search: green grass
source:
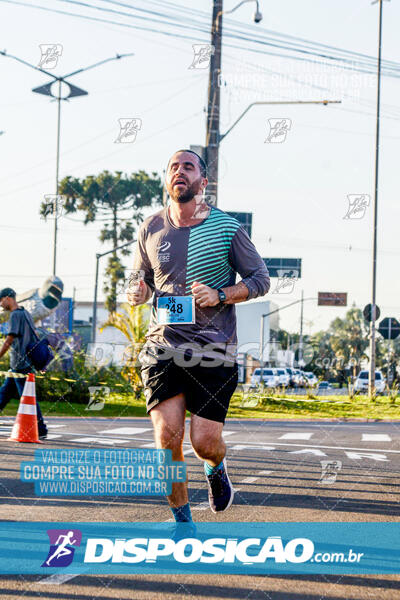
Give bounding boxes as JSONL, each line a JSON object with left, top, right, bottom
{"left": 228, "top": 392, "right": 400, "bottom": 420}
{"left": 1, "top": 391, "right": 399, "bottom": 420}
{"left": 0, "top": 394, "right": 148, "bottom": 419}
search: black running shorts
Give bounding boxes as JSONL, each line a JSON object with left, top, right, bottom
{"left": 140, "top": 346, "right": 239, "bottom": 423}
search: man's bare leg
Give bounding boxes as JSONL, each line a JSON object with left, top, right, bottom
{"left": 189, "top": 414, "right": 225, "bottom": 465}
{"left": 150, "top": 393, "right": 188, "bottom": 509}
{"left": 190, "top": 413, "right": 234, "bottom": 513}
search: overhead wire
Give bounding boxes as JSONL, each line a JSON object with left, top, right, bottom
{"left": 2, "top": 0, "right": 400, "bottom": 78}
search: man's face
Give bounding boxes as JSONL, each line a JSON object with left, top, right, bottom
{"left": 166, "top": 152, "right": 207, "bottom": 204}
{"left": 0, "top": 296, "right": 11, "bottom": 311}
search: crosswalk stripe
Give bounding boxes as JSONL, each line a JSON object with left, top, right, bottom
{"left": 240, "top": 476, "right": 258, "bottom": 484}
{"left": 362, "top": 433, "right": 391, "bottom": 442}
{"left": 68, "top": 437, "right": 127, "bottom": 445}
{"left": 279, "top": 432, "right": 313, "bottom": 440}
{"left": 98, "top": 427, "right": 152, "bottom": 435}
{"left": 193, "top": 501, "right": 209, "bottom": 511}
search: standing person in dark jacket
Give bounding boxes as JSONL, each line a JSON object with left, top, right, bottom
{"left": 0, "top": 288, "right": 48, "bottom": 438}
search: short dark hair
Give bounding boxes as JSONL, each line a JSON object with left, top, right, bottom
{"left": 168, "top": 149, "right": 207, "bottom": 178}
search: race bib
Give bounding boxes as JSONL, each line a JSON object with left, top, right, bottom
{"left": 157, "top": 296, "right": 195, "bottom": 325}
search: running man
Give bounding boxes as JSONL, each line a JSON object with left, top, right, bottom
{"left": 46, "top": 531, "right": 77, "bottom": 566}
{"left": 129, "top": 149, "right": 270, "bottom": 523}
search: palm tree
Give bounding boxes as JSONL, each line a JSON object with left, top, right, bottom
{"left": 100, "top": 303, "right": 150, "bottom": 396}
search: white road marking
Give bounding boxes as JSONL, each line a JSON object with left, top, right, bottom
{"left": 222, "top": 431, "right": 236, "bottom": 437}
{"left": 68, "top": 437, "right": 128, "bottom": 445}
{"left": 193, "top": 501, "right": 209, "bottom": 511}
{"left": 279, "top": 432, "right": 313, "bottom": 440}
{"left": 362, "top": 433, "right": 392, "bottom": 442}
{"left": 231, "top": 445, "right": 275, "bottom": 451}
{"left": 240, "top": 476, "right": 259, "bottom": 484}
{"left": 289, "top": 448, "right": 327, "bottom": 456}
{"left": 346, "top": 451, "right": 389, "bottom": 461}
{"left": 47, "top": 424, "right": 66, "bottom": 429}
{"left": 226, "top": 441, "right": 400, "bottom": 454}
{"left": 183, "top": 447, "right": 195, "bottom": 455}
{"left": 98, "top": 427, "right": 152, "bottom": 435}
{"left": 38, "top": 573, "right": 85, "bottom": 585}
{"left": 140, "top": 442, "right": 194, "bottom": 455}
{"left": 45, "top": 434, "right": 62, "bottom": 440}
{"left": 258, "top": 470, "right": 272, "bottom": 475}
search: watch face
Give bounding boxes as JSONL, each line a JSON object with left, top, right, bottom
{"left": 218, "top": 290, "right": 226, "bottom": 302}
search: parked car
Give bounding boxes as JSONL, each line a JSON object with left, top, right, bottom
{"left": 293, "top": 369, "right": 307, "bottom": 387}
{"left": 283, "top": 367, "right": 296, "bottom": 387}
{"left": 317, "top": 381, "right": 333, "bottom": 392}
{"left": 303, "top": 372, "right": 318, "bottom": 386}
{"left": 354, "top": 370, "right": 385, "bottom": 394}
{"left": 274, "top": 368, "right": 290, "bottom": 387}
{"left": 251, "top": 368, "right": 280, "bottom": 388}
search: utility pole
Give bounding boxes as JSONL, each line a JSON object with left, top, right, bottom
{"left": 206, "top": 0, "right": 223, "bottom": 204}
{"left": 369, "top": 0, "right": 385, "bottom": 398}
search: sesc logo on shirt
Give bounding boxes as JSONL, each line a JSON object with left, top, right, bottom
{"left": 156, "top": 240, "right": 171, "bottom": 262}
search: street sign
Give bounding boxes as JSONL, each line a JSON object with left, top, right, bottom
{"left": 378, "top": 317, "right": 400, "bottom": 340}
{"left": 263, "top": 258, "right": 302, "bottom": 278}
{"left": 318, "top": 292, "right": 347, "bottom": 306}
{"left": 226, "top": 211, "right": 253, "bottom": 238}
{"left": 363, "top": 303, "right": 380, "bottom": 322}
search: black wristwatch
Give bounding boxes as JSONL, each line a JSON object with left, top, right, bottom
{"left": 217, "top": 288, "right": 227, "bottom": 304}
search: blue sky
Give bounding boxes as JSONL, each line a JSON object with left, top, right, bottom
{"left": 0, "top": 0, "right": 399, "bottom": 335}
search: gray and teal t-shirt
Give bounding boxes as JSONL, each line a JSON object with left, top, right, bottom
{"left": 133, "top": 205, "right": 270, "bottom": 361}
{"left": 7, "top": 307, "right": 36, "bottom": 372}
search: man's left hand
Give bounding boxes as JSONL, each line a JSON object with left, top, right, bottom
{"left": 191, "top": 282, "right": 220, "bottom": 308}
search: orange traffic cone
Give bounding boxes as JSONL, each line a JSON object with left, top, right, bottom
{"left": 8, "top": 373, "right": 42, "bottom": 443}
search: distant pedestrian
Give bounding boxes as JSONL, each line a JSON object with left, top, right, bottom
{"left": 0, "top": 288, "right": 48, "bottom": 438}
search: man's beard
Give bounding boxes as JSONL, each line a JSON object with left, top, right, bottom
{"left": 170, "top": 178, "right": 201, "bottom": 204}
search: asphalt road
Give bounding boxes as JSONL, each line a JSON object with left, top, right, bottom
{"left": 0, "top": 417, "right": 399, "bottom": 599}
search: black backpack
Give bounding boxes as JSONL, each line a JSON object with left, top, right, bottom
{"left": 23, "top": 311, "right": 54, "bottom": 371}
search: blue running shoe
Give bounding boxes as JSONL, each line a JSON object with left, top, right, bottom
{"left": 205, "top": 458, "right": 234, "bottom": 513}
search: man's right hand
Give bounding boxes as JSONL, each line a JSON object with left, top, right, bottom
{"left": 127, "top": 280, "right": 148, "bottom": 306}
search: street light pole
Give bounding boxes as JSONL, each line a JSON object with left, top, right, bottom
{"left": 0, "top": 50, "right": 134, "bottom": 276}
{"left": 259, "top": 296, "right": 319, "bottom": 369}
{"left": 219, "top": 100, "right": 341, "bottom": 142}
{"left": 53, "top": 80, "right": 62, "bottom": 276}
{"left": 299, "top": 289, "right": 304, "bottom": 366}
{"left": 259, "top": 313, "right": 265, "bottom": 366}
{"left": 92, "top": 240, "right": 135, "bottom": 343}
{"left": 369, "top": 0, "right": 384, "bottom": 399}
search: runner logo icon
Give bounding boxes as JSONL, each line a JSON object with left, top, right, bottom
{"left": 42, "top": 529, "right": 82, "bottom": 567}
